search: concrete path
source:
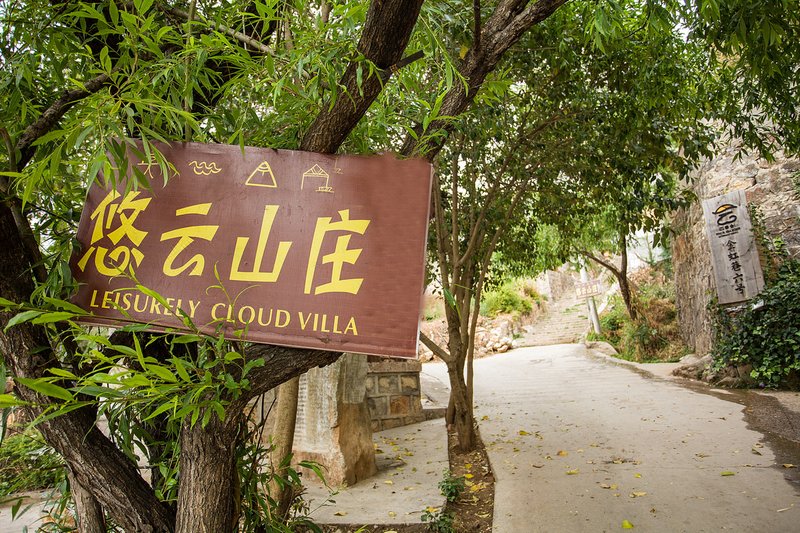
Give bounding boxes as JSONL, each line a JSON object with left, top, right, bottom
{"left": 0, "top": 492, "right": 53, "bottom": 533}
{"left": 423, "top": 344, "right": 800, "bottom": 532}
{"left": 304, "top": 418, "right": 448, "bottom": 526}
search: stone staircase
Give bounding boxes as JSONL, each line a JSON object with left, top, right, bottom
{"left": 517, "top": 297, "right": 591, "bottom": 347}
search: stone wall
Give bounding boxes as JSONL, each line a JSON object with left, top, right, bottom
{"left": 535, "top": 268, "right": 577, "bottom": 301}
{"left": 672, "top": 143, "right": 800, "bottom": 355}
{"left": 365, "top": 359, "right": 425, "bottom": 432}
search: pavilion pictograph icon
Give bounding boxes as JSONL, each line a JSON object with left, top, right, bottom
{"left": 302, "top": 164, "right": 334, "bottom": 193}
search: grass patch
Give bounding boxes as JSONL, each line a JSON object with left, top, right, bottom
{"left": 0, "top": 429, "right": 64, "bottom": 497}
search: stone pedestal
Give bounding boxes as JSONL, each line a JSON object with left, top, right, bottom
{"left": 292, "top": 353, "right": 377, "bottom": 486}
{"left": 365, "top": 359, "right": 425, "bottom": 432}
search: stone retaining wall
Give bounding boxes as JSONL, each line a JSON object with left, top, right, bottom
{"left": 672, "top": 143, "right": 800, "bottom": 355}
{"left": 365, "top": 359, "right": 425, "bottom": 432}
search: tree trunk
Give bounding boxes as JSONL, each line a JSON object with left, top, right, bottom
{"left": 267, "top": 376, "right": 300, "bottom": 519}
{"left": 68, "top": 471, "right": 106, "bottom": 533}
{"left": 442, "top": 307, "right": 476, "bottom": 451}
{"left": 0, "top": 202, "right": 176, "bottom": 533}
{"left": 401, "top": 0, "right": 568, "bottom": 159}
{"left": 300, "top": 0, "right": 424, "bottom": 153}
{"left": 175, "top": 413, "right": 243, "bottom": 533}
{"left": 618, "top": 231, "right": 637, "bottom": 320}
{"left": 446, "top": 363, "right": 475, "bottom": 451}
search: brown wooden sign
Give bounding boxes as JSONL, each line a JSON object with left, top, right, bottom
{"left": 702, "top": 190, "right": 764, "bottom": 305}
{"left": 70, "top": 141, "right": 432, "bottom": 358}
{"left": 575, "top": 279, "right": 602, "bottom": 299}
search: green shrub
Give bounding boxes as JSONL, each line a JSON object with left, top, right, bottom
{"left": 711, "top": 259, "right": 800, "bottom": 388}
{"left": 437, "top": 469, "right": 465, "bottom": 502}
{"left": 421, "top": 507, "right": 455, "bottom": 533}
{"left": 480, "top": 282, "right": 533, "bottom": 317}
{"left": 594, "top": 267, "right": 686, "bottom": 362}
{"left": 0, "top": 430, "right": 64, "bottom": 497}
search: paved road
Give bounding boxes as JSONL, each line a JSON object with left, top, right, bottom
{"left": 423, "top": 344, "right": 800, "bottom": 532}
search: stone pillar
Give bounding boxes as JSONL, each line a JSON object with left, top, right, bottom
{"left": 291, "top": 353, "right": 377, "bottom": 486}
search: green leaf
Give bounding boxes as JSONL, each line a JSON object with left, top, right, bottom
{"left": 15, "top": 377, "right": 74, "bottom": 401}
{"left": 42, "top": 296, "right": 87, "bottom": 315}
{"left": 47, "top": 368, "right": 77, "bottom": 379}
{"left": 622, "top": 519, "right": 634, "bottom": 529}
{"left": 172, "top": 357, "right": 193, "bottom": 382}
{"left": 144, "top": 399, "right": 177, "bottom": 421}
{"left": 4, "top": 310, "right": 44, "bottom": 331}
{"left": 147, "top": 364, "right": 177, "bottom": 383}
{"left": 171, "top": 334, "right": 203, "bottom": 344}
{"left": 0, "top": 394, "right": 26, "bottom": 408}
{"left": 720, "top": 471, "right": 736, "bottom": 476}
{"left": 31, "top": 311, "right": 77, "bottom": 325}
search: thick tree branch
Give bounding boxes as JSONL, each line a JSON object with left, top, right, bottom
{"left": 301, "top": 0, "right": 424, "bottom": 153}
{"left": 419, "top": 332, "right": 451, "bottom": 362}
{"left": 580, "top": 250, "right": 622, "bottom": 278}
{"left": 401, "top": 0, "right": 568, "bottom": 160}
{"left": 15, "top": 72, "right": 111, "bottom": 171}
{"left": 474, "top": 0, "right": 482, "bottom": 50}
{"left": 231, "top": 345, "right": 342, "bottom": 412}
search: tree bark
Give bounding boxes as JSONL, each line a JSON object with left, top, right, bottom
{"left": 582, "top": 235, "right": 637, "bottom": 321}
{"left": 300, "top": 0, "right": 424, "bottom": 153}
{"left": 267, "top": 376, "right": 300, "bottom": 519}
{"left": 175, "top": 413, "right": 243, "bottom": 533}
{"left": 67, "top": 471, "right": 106, "bottom": 533}
{"left": 446, "top": 355, "right": 474, "bottom": 451}
{"left": 401, "top": 0, "right": 567, "bottom": 160}
{"left": 0, "top": 202, "right": 176, "bottom": 533}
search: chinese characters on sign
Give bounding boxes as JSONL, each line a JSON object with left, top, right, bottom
{"left": 575, "top": 280, "right": 603, "bottom": 299}
{"left": 70, "top": 141, "right": 433, "bottom": 358}
{"left": 701, "top": 190, "right": 764, "bottom": 305}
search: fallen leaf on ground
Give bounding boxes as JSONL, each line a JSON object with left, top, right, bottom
{"left": 630, "top": 492, "right": 647, "bottom": 498}
{"left": 388, "top": 511, "right": 397, "bottom": 517}
{"left": 465, "top": 473, "right": 474, "bottom": 479}
{"left": 782, "top": 464, "right": 796, "bottom": 469}
{"left": 557, "top": 450, "right": 568, "bottom": 456}
{"left": 634, "top": 473, "right": 642, "bottom": 478}
{"left": 384, "top": 480, "right": 394, "bottom": 484}
{"left": 334, "top": 511, "right": 347, "bottom": 516}
{"left": 600, "top": 483, "right": 612, "bottom": 489}
{"left": 721, "top": 471, "right": 736, "bottom": 476}
{"left": 519, "top": 430, "right": 530, "bottom": 436}
{"left": 622, "top": 519, "right": 634, "bottom": 528}
{"left": 566, "top": 469, "right": 579, "bottom": 475}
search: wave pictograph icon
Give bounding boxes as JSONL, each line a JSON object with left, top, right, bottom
{"left": 188, "top": 160, "right": 222, "bottom": 175}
